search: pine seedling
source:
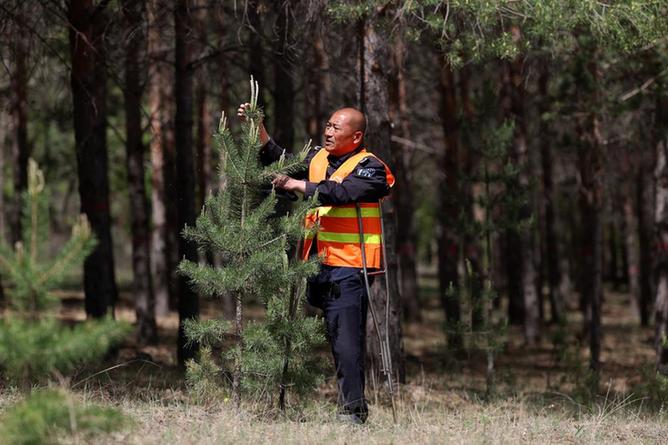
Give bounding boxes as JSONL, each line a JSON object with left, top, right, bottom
{"left": 452, "top": 119, "right": 528, "bottom": 396}
{"left": 0, "top": 388, "right": 127, "bottom": 445}
{"left": 0, "top": 159, "right": 130, "bottom": 387}
{"left": 179, "top": 77, "right": 324, "bottom": 411}
{"left": 0, "top": 159, "right": 130, "bottom": 443}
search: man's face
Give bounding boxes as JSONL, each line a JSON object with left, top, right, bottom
{"left": 323, "top": 110, "right": 363, "bottom": 156}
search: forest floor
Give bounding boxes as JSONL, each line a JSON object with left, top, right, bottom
{"left": 4, "top": 277, "right": 668, "bottom": 444}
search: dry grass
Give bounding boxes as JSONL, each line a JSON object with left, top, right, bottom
{"left": 62, "top": 385, "right": 667, "bottom": 444}
{"left": 3, "top": 284, "right": 667, "bottom": 443}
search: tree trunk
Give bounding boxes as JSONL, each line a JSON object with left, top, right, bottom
{"left": 147, "top": 0, "right": 175, "bottom": 317}
{"left": 458, "top": 65, "right": 484, "bottom": 329}
{"left": 10, "top": 21, "right": 30, "bottom": 246}
{"left": 0, "top": 109, "right": 7, "bottom": 302}
{"left": 68, "top": 0, "right": 117, "bottom": 318}
{"left": 123, "top": 0, "right": 157, "bottom": 345}
{"left": 576, "top": 52, "right": 604, "bottom": 376}
{"left": 623, "top": 186, "right": 642, "bottom": 322}
{"left": 196, "top": 85, "right": 212, "bottom": 210}
{"left": 359, "top": 17, "right": 405, "bottom": 384}
{"left": 438, "top": 58, "right": 463, "bottom": 351}
{"left": 247, "top": 1, "right": 266, "bottom": 109}
{"left": 607, "top": 221, "right": 622, "bottom": 289}
{"left": 305, "top": 35, "right": 329, "bottom": 144}
{"left": 505, "top": 45, "right": 540, "bottom": 345}
{"left": 0, "top": 108, "right": 8, "bottom": 243}
{"left": 538, "top": 67, "right": 564, "bottom": 324}
{"left": 389, "top": 38, "right": 421, "bottom": 323}
{"left": 175, "top": 0, "right": 199, "bottom": 366}
{"left": 638, "top": 167, "right": 654, "bottom": 327}
{"left": 505, "top": 230, "right": 525, "bottom": 324}
{"left": 213, "top": 11, "right": 236, "bottom": 320}
{"left": 654, "top": 93, "right": 668, "bottom": 372}
{"left": 194, "top": 0, "right": 211, "bottom": 211}
{"left": 272, "top": 1, "right": 295, "bottom": 152}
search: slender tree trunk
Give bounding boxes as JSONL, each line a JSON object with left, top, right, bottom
{"left": 359, "top": 17, "right": 405, "bottom": 384}
{"left": 505, "top": 230, "right": 524, "bottom": 324}
{"left": 175, "top": 0, "right": 199, "bottom": 366}
{"left": 576, "top": 51, "right": 604, "bottom": 376}
{"left": 272, "top": 1, "right": 295, "bottom": 152}
{"left": 233, "top": 293, "right": 242, "bottom": 406}
{"left": 389, "top": 38, "right": 421, "bottom": 322}
{"left": 505, "top": 44, "right": 540, "bottom": 345}
{"left": 0, "top": 110, "right": 6, "bottom": 302}
{"left": 623, "top": 185, "right": 642, "bottom": 321}
{"left": 123, "top": 0, "right": 157, "bottom": 344}
{"left": 538, "top": 67, "right": 564, "bottom": 324}
{"left": 194, "top": 0, "right": 211, "bottom": 212}
{"left": 147, "top": 0, "right": 173, "bottom": 317}
{"left": 247, "top": 1, "right": 266, "bottom": 109}
{"left": 305, "top": 35, "right": 329, "bottom": 144}
{"left": 654, "top": 92, "right": 668, "bottom": 371}
{"left": 0, "top": 108, "right": 7, "bottom": 243}
{"left": 438, "top": 58, "right": 463, "bottom": 351}
{"left": 212, "top": 5, "right": 235, "bottom": 320}
{"left": 638, "top": 167, "right": 654, "bottom": 327}
{"left": 68, "top": 0, "right": 117, "bottom": 318}
{"left": 458, "top": 65, "right": 484, "bottom": 329}
{"left": 607, "top": 220, "right": 622, "bottom": 289}
{"left": 10, "top": 24, "right": 30, "bottom": 246}
{"left": 196, "top": 85, "right": 212, "bottom": 210}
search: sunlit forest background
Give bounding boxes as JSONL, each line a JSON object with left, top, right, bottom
{"left": 2, "top": 1, "right": 668, "bottom": 443}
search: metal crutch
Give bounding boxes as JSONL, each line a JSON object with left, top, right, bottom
{"left": 356, "top": 201, "right": 398, "bottom": 424}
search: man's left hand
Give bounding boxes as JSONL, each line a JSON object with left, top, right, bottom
{"left": 272, "top": 174, "right": 306, "bottom": 194}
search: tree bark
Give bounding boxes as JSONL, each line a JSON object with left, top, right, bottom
{"left": 10, "top": 18, "right": 30, "bottom": 246}
{"left": 576, "top": 51, "right": 604, "bottom": 376}
{"left": 123, "top": 0, "right": 157, "bottom": 345}
{"left": 359, "top": 17, "right": 405, "bottom": 384}
{"left": 504, "top": 43, "right": 540, "bottom": 345}
{"left": 654, "top": 92, "right": 668, "bottom": 372}
{"left": 620, "top": 146, "right": 642, "bottom": 323}
{"left": 305, "top": 35, "right": 329, "bottom": 144}
{"left": 538, "top": 66, "right": 564, "bottom": 324}
{"left": 194, "top": 0, "right": 211, "bottom": 211}
{"left": 175, "top": 0, "right": 199, "bottom": 366}
{"left": 213, "top": 6, "right": 236, "bottom": 320}
{"left": 148, "top": 0, "right": 175, "bottom": 317}
{"left": 196, "top": 86, "right": 212, "bottom": 210}
{"left": 438, "top": 58, "right": 463, "bottom": 351}
{"left": 247, "top": 1, "right": 266, "bottom": 109}
{"left": 68, "top": 0, "right": 118, "bottom": 318}
{"left": 272, "top": 0, "right": 295, "bottom": 152}
{"left": 0, "top": 109, "right": 6, "bottom": 302}
{"left": 638, "top": 166, "right": 654, "bottom": 327}
{"left": 389, "top": 38, "right": 421, "bottom": 323}
{"left": 0, "top": 108, "right": 8, "bottom": 243}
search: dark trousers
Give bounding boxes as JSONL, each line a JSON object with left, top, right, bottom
{"left": 307, "top": 268, "right": 369, "bottom": 418}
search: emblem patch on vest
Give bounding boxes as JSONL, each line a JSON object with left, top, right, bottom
{"left": 356, "top": 168, "right": 375, "bottom": 178}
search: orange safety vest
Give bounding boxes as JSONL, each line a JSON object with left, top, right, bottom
{"left": 302, "top": 148, "right": 395, "bottom": 268}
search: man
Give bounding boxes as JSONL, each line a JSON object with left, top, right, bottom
{"left": 237, "top": 104, "right": 394, "bottom": 424}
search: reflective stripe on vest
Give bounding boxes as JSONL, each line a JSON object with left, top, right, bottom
{"left": 302, "top": 148, "right": 395, "bottom": 268}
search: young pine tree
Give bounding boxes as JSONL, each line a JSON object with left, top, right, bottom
{"left": 0, "top": 159, "right": 130, "bottom": 443}
{"left": 179, "top": 79, "right": 324, "bottom": 410}
{"left": 456, "top": 120, "right": 530, "bottom": 396}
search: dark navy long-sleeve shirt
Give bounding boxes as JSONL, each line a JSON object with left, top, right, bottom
{"left": 260, "top": 139, "right": 391, "bottom": 205}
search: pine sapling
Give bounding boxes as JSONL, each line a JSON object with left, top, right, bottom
{"left": 0, "top": 159, "right": 130, "bottom": 443}
{"left": 179, "top": 78, "right": 324, "bottom": 411}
